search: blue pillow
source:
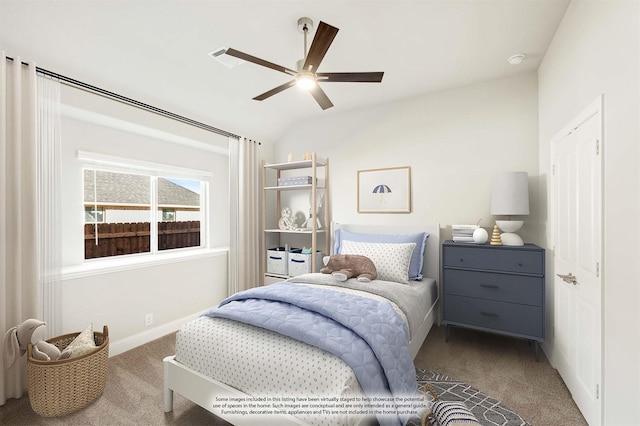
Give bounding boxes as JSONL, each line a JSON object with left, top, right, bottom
{"left": 334, "top": 229, "right": 429, "bottom": 280}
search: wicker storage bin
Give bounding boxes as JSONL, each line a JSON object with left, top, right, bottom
{"left": 27, "top": 325, "right": 109, "bottom": 417}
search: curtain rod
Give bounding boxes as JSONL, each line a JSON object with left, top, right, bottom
{"left": 6, "top": 56, "right": 241, "bottom": 140}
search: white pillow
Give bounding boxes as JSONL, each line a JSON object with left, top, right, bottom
{"left": 339, "top": 240, "right": 416, "bottom": 284}
{"left": 65, "top": 323, "right": 97, "bottom": 358}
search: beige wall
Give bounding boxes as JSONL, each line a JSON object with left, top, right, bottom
{"left": 275, "top": 72, "right": 541, "bottom": 243}
{"left": 538, "top": 1, "right": 640, "bottom": 424}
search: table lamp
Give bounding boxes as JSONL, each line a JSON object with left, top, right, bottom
{"left": 490, "top": 171, "right": 529, "bottom": 246}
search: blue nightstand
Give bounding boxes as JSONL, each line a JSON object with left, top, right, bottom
{"left": 442, "top": 240, "right": 545, "bottom": 361}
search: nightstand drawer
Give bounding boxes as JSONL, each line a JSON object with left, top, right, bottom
{"left": 444, "top": 295, "right": 543, "bottom": 339}
{"left": 443, "top": 245, "right": 543, "bottom": 275}
{"left": 443, "top": 269, "right": 543, "bottom": 306}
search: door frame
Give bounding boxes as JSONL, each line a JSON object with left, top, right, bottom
{"left": 549, "top": 95, "right": 604, "bottom": 425}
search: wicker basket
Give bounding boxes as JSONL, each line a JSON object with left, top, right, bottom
{"left": 27, "top": 325, "right": 109, "bottom": 417}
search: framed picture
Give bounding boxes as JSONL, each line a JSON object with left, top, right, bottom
{"left": 357, "top": 166, "right": 411, "bottom": 213}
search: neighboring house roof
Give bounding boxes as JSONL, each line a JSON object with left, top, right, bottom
{"left": 157, "top": 178, "right": 200, "bottom": 207}
{"left": 84, "top": 170, "right": 199, "bottom": 207}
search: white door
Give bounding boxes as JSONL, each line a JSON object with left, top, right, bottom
{"left": 551, "top": 97, "right": 603, "bottom": 425}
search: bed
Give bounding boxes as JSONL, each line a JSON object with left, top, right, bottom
{"left": 163, "top": 223, "right": 441, "bottom": 426}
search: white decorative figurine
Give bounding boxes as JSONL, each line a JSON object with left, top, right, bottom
{"left": 278, "top": 207, "right": 296, "bottom": 231}
{"left": 301, "top": 209, "right": 322, "bottom": 230}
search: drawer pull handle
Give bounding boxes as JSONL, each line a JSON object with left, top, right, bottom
{"left": 269, "top": 256, "right": 283, "bottom": 260}
{"left": 481, "top": 311, "right": 499, "bottom": 318}
{"left": 290, "top": 259, "right": 305, "bottom": 263}
{"left": 480, "top": 284, "right": 499, "bottom": 289}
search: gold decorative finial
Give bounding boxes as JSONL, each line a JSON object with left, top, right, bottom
{"left": 490, "top": 224, "right": 502, "bottom": 246}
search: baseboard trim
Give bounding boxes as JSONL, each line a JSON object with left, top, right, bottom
{"left": 108, "top": 312, "right": 201, "bottom": 357}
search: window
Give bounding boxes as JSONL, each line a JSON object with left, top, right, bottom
{"left": 84, "top": 206, "right": 105, "bottom": 223}
{"left": 83, "top": 165, "right": 207, "bottom": 260}
{"left": 161, "top": 209, "right": 176, "bottom": 222}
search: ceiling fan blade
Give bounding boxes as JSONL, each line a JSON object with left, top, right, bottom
{"left": 225, "top": 48, "right": 296, "bottom": 75}
{"left": 317, "top": 72, "right": 384, "bottom": 83}
{"left": 309, "top": 85, "right": 334, "bottom": 110}
{"left": 302, "top": 21, "right": 339, "bottom": 72}
{"left": 253, "top": 80, "right": 297, "bottom": 101}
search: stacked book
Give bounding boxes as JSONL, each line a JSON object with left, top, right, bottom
{"left": 452, "top": 224, "right": 478, "bottom": 243}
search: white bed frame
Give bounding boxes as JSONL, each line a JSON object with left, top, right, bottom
{"left": 163, "top": 223, "right": 441, "bottom": 425}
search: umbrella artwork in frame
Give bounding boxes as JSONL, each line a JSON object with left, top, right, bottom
{"left": 357, "top": 166, "right": 411, "bottom": 213}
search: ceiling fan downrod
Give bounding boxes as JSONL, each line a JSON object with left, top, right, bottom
{"left": 303, "top": 24, "right": 308, "bottom": 62}
{"left": 297, "top": 17, "right": 314, "bottom": 71}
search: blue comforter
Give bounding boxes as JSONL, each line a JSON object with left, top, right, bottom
{"left": 202, "top": 282, "right": 420, "bottom": 426}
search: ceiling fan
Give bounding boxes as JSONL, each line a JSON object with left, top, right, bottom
{"left": 223, "top": 17, "right": 384, "bottom": 110}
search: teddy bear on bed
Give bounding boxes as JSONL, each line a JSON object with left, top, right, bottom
{"left": 3, "top": 319, "right": 71, "bottom": 368}
{"left": 320, "top": 254, "right": 378, "bottom": 282}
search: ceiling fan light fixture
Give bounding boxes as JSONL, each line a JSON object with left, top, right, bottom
{"left": 296, "top": 72, "right": 317, "bottom": 90}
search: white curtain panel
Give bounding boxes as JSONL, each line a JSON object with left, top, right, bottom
{"left": 228, "top": 137, "right": 261, "bottom": 295}
{"left": 36, "top": 76, "right": 62, "bottom": 338}
{"left": 0, "top": 53, "right": 39, "bottom": 405}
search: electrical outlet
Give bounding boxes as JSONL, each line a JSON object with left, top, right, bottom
{"left": 145, "top": 313, "right": 153, "bottom": 326}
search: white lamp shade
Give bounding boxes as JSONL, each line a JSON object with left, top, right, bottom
{"left": 490, "top": 172, "right": 530, "bottom": 216}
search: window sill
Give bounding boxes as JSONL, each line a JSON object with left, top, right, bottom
{"left": 60, "top": 247, "right": 229, "bottom": 280}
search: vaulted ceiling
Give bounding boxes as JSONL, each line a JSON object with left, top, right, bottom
{"left": 0, "top": 0, "right": 570, "bottom": 142}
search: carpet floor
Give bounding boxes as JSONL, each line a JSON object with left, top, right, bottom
{"left": 0, "top": 324, "right": 586, "bottom": 425}
{"left": 414, "top": 325, "right": 587, "bottom": 426}
{"left": 413, "top": 369, "right": 529, "bottom": 426}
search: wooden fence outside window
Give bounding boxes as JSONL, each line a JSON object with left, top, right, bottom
{"left": 84, "top": 221, "right": 201, "bottom": 259}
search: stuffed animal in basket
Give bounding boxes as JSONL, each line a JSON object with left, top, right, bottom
{"left": 3, "top": 319, "right": 71, "bottom": 368}
{"left": 320, "top": 254, "right": 378, "bottom": 283}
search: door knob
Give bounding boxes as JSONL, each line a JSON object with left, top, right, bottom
{"left": 557, "top": 272, "right": 578, "bottom": 285}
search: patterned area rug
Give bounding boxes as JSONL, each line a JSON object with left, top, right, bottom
{"left": 410, "top": 369, "right": 530, "bottom": 426}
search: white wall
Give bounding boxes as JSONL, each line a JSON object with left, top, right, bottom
{"left": 100, "top": 209, "right": 150, "bottom": 224}
{"left": 61, "top": 253, "right": 227, "bottom": 355}
{"left": 57, "top": 85, "right": 231, "bottom": 355}
{"left": 538, "top": 1, "right": 640, "bottom": 424}
{"left": 94, "top": 209, "right": 200, "bottom": 223}
{"left": 276, "top": 72, "right": 541, "bottom": 243}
